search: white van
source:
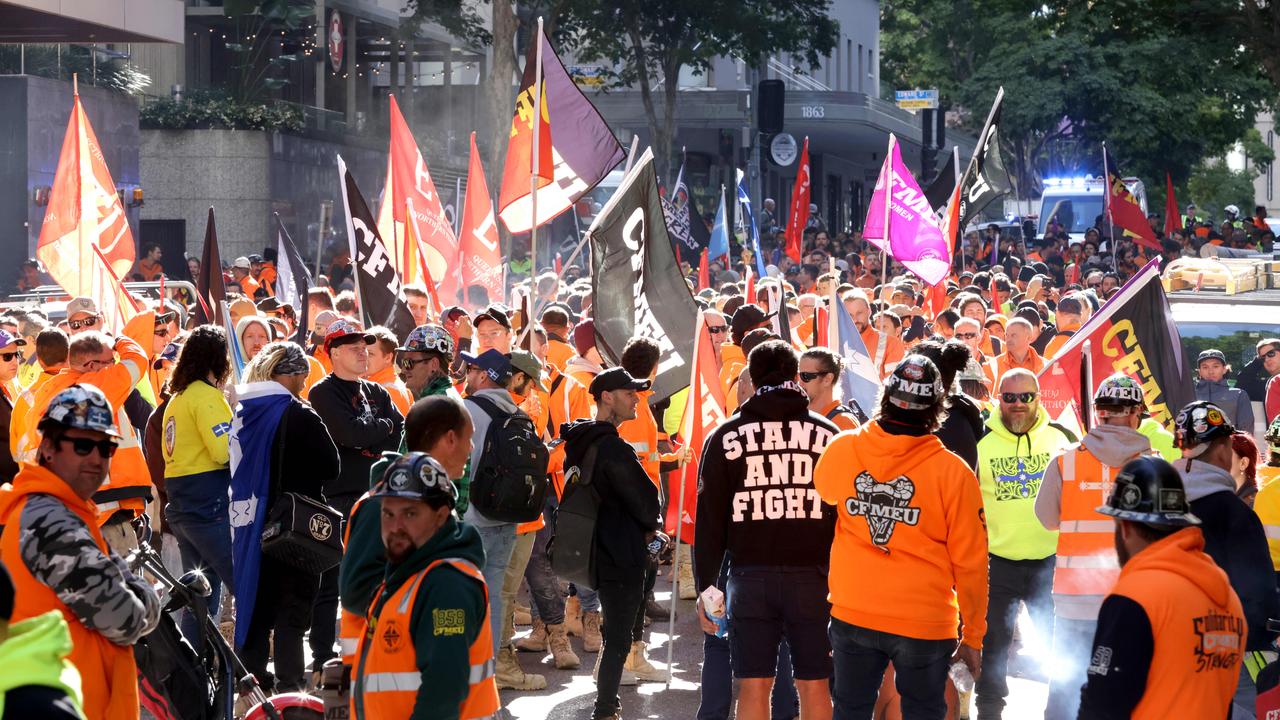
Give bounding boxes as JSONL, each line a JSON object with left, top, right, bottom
{"left": 1037, "top": 176, "right": 1147, "bottom": 245}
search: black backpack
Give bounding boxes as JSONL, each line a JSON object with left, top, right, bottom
{"left": 467, "top": 395, "right": 550, "bottom": 523}
{"left": 549, "top": 443, "right": 601, "bottom": 589}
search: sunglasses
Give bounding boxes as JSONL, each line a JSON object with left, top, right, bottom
{"left": 397, "top": 356, "right": 430, "bottom": 371}
{"left": 707, "top": 325, "right": 728, "bottom": 335}
{"left": 955, "top": 332, "right": 978, "bottom": 340}
{"left": 1000, "top": 392, "right": 1038, "bottom": 404}
{"left": 798, "top": 371, "right": 831, "bottom": 382}
{"left": 154, "top": 327, "right": 170, "bottom": 337}
{"left": 0, "top": 351, "right": 21, "bottom": 362}
{"left": 1261, "top": 348, "right": 1280, "bottom": 361}
{"left": 57, "top": 437, "right": 117, "bottom": 458}
{"left": 68, "top": 316, "right": 100, "bottom": 330}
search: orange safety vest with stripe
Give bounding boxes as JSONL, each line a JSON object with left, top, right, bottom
{"left": 1052, "top": 445, "right": 1127, "bottom": 610}
{"left": 352, "top": 557, "right": 500, "bottom": 720}
{"left": 338, "top": 493, "right": 372, "bottom": 665}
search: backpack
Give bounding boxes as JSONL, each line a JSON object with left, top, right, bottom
{"left": 549, "top": 443, "right": 601, "bottom": 589}
{"left": 467, "top": 395, "right": 550, "bottom": 523}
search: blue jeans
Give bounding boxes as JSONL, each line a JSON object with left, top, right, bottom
{"left": 829, "top": 618, "right": 955, "bottom": 720}
{"left": 699, "top": 632, "right": 799, "bottom": 720}
{"left": 165, "top": 469, "right": 234, "bottom": 644}
{"left": 475, "top": 523, "right": 517, "bottom": 655}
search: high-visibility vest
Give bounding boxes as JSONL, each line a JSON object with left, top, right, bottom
{"left": 338, "top": 493, "right": 372, "bottom": 664}
{"left": 1252, "top": 465, "right": 1280, "bottom": 570}
{"left": 352, "top": 557, "right": 500, "bottom": 720}
{"left": 1052, "top": 445, "right": 1130, "bottom": 605}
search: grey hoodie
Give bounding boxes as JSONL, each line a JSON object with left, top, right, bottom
{"left": 1179, "top": 458, "right": 1236, "bottom": 501}
{"left": 461, "top": 387, "right": 521, "bottom": 528}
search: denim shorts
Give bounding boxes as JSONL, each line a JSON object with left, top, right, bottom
{"left": 727, "top": 565, "right": 832, "bottom": 680}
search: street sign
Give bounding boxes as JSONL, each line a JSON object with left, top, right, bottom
{"left": 770, "top": 133, "right": 799, "bottom": 166}
{"left": 895, "top": 88, "right": 938, "bottom": 110}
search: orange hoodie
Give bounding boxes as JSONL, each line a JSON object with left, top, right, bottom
{"left": 814, "top": 421, "right": 989, "bottom": 648}
{"left": 366, "top": 365, "right": 413, "bottom": 416}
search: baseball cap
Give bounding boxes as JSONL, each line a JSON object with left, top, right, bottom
{"left": 256, "top": 296, "right": 288, "bottom": 314}
{"left": 233, "top": 256, "right": 252, "bottom": 270}
{"left": 589, "top": 367, "right": 651, "bottom": 398}
{"left": 508, "top": 349, "right": 548, "bottom": 392}
{"left": 66, "top": 296, "right": 99, "bottom": 318}
{"left": 473, "top": 304, "right": 512, "bottom": 330}
{"left": 883, "top": 355, "right": 944, "bottom": 411}
{"left": 1197, "top": 349, "right": 1227, "bottom": 366}
{"left": 0, "top": 329, "right": 28, "bottom": 349}
{"left": 324, "top": 319, "right": 375, "bottom": 351}
{"left": 730, "top": 305, "right": 775, "bottom": 344}
{"left": 459, "top": 348, "right": 512, "bottom": 385}
{"left": 1056, "top": 296, "right": 1084, "bottom": 316}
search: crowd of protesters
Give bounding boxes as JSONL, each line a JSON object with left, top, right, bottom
{"left": 0, "top": 194, "right": 1278, "bottom": 720}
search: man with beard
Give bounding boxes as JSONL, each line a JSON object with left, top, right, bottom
{"left": 974, "top": 369, "right": 1076, "bottom": 720}
{"left": 350, "top": 452, "right": 500, "bottom": 720}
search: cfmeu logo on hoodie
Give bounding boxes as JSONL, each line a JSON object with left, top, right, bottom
{"left": 846, "top": 472, "right": 920, "bottom": 546}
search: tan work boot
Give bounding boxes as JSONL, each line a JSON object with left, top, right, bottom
{"left": 677, "top": 543, "right": 696, "bottom": 600}
{"left": 495, "top": 646, "right": 547, "bottom": 691}
{"left": 564, "top": 595, "right": 584, "bottom": 637}
{"left": 582, "top": 611, "right": 603, "bottom": 653}
{"left": 546, "top": 623, "right": 581, "bottom": 670}
{"left": 592, "top": 646, "right": 637, "bottom": 686}
{"left": 624, "top": 640, "right": 668, "bottom": 683}
{"left": 513, "top": 603, "right": 532, "bottom": 626}
{"left": 515, "top": 618, "right": 548, "bottom": 653}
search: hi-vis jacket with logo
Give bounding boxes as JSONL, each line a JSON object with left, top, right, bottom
{"left": 814, "top": 420, "right": 989, "bottom": 649}
{"left": 976, "top": 409, "right": 1076, "bottom": 561}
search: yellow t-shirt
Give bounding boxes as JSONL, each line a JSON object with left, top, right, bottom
{"left": 162, "top": 380, "right": 233, "bottom": 477}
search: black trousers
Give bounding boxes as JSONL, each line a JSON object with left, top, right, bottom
{"left": 240, "top": 556, "right": 319, "bottom": 692}
{"left": 975, "top": 554, "right": 1055, "bottom": 719}
{"left": 593, "top": 569, "right": 647, "bottom": 719}
{"left": 309, "top": 492, "right": 358, "bottom": 672}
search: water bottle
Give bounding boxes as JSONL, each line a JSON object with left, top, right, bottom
{"left": 949, "top": 659, "right": 975, "bottom": 719}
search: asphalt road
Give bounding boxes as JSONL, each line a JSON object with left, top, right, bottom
{"left": 500, "top": 585, "right": 1052, "bottom": 719}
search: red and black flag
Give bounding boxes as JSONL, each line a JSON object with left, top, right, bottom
{"left": 337, "top": 155, "right": 417, "bottom": 340}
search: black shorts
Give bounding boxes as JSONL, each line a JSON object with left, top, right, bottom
{"left": 726, "top": 565, "right": 832, "bottom": 680}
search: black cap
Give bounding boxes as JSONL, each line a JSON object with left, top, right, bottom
{"left": 1197, "top": 349, "right": 1227, "bottom": 366}
{"left": 473, "top": 304, "right": 512, "bottom": 330}
{"left": 589, "top": 367, "right": 651, "bottom": 398}
{"left": 730, "top": 305, "right": 774, "bottom": 344}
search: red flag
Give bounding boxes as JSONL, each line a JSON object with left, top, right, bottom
{"left": 405, "top": 205, "right": 444, "bottom": 320}
{"left": 458, "top": 132, "right": 504, "bottom": 308}
{"left": 554, "top": 253, "right": 562, "bottom": 276}
{"left": 37, "top": 81, "right": 137, "bottom": 333}
{"left": 1106, "top": 171, "right": 1159, "bottom": 250}
{"left": 927, "top": 280, "right": 949, "bottom": 319}
{"left": 698, "top": 249, "right": 710, "bottom": 290}
{"left": 666, "top": 311, "right": 728, "bottom": 542}
{"left": 1163, "top": 172, "right": 1180, "bottom": 238}
{"left": 376, "top": 94, "right": 459, "bottom": 297}
{"left": 784, "top": 137, "right": 811, "bottom": 263}
{"left": 745, "top": 266, "right": 756, "bottom": 310}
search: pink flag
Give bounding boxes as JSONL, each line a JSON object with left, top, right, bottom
{"left": 863, "top": 134, "right": 951, "bottom": 286}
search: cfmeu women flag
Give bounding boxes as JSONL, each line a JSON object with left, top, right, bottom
{"left": 498, "top": 24, "right": 624, "bottom": 233}
{"left": 1037, "top": 259, "right": 1193, "bottom": 429}
{"left": 862, "top": 134, "right": 951, "bottom": 286}
{"left": 37, "top": 84, "right": 138, "bottom": 331}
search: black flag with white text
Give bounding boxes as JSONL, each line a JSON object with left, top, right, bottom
{"left": 273, "top": 213, "right": 313, "bottom": 345}
{"left": 337, "top": 156, "right": 417, "bottom": 341}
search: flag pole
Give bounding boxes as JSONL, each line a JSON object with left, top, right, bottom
{"left": 1102, "top": 141, "right": 1118, "bottom": 274}
{"left": 624, "top": 135, "right": 641, "bottom": 173}
{"left": 337, "top": 155, "right": 367, "bottom": 327}
{"left": 1080, "top": 340, "right": 1093, "bottom": 433}
{"left": 874, "top": 135, "right": 893, "bottom": 375}
{"left": 666, "top": 308, "right": 704, "bottom": 689}
{"left": 953, "top": 145, "right": 963, "bottom": 271}
{"left": 529, "top": 16, "right": 545, "bottom": 278}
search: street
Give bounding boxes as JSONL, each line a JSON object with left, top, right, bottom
{"left": 501, "top": 585, "right": 1052, "bottom": 719}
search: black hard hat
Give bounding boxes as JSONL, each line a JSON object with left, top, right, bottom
{"left": 1173, "top": 400, "right": 1236, "bottom": 459}
{"left": 371, "top": 452, "right": 457, "bottom": 508}
{"left": 1097, "top": 456, "right": 1200, "bottom": 527}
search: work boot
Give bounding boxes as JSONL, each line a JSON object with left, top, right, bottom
{"left": 623, "top": 640, "right": 668, "bottom": 682}
{"left": 513, "top": 603, "right": 532, "bottom": 627}
{"left": 645, "top": 591, "right": 671, "bottom": 621}
{"left": 547, "top": 623, "right": 581, "bottom": 670}
{"left": 592, "top": 646, "right": 637, "bottom": 686}
{"left": 582, "top": 611, "right": 603, "bottom": 653}
{"left": 677, "top": 543, "right": 696, "bottom": 600}
{"left": 564, "top": 596, "right": 584, "bottom": 637}
{"left": 515, "top": 618, "right": 548, "bottom": 653}
{"left": 495, "top": 646, "right": 547, "bottom": 691}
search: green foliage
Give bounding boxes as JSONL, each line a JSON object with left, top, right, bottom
{"left": 1241, "top": 128, "right": 1275, "bottom": 176}
{"left": 1187, "top": 161, "right": 1256, "bottom": 222}
{"left": 881, "top": 0, "right": 1271, "bottom": 199}
{"left": 0, "top": 44, "right": 151, "bottom": 95}
{"left": 140, "top": 91, "right": 303, "bottom": 132}
{"left": 402, "top": 0, "right": 492, "bottom": 47}
{"left": 222, "top": 0, "right": 313, "bottom": 103}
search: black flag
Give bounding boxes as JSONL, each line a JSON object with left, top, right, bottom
{"left": 337, "top": 155, "right": 417, "bottom": 341}
{"left": 957, "top": 89, "right": 1013, "bottom": 234}
{"left": 194, "top": 207, "right": 226, "bottom": 326}
{"left": 273, "top": 213, "right": 313, "bottom": 345}
{"left": 923, "top": 151, "right": 957, "bottom": 212}
{"left": 588, "top": 149, "right": 699, "bottom": 403}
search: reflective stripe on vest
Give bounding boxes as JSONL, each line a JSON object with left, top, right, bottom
{"left": 1266, "top": 526, "right": 1280, "bottom": 541}
{"left": 1053, "top": 446, "right": 1122, "bottom": 598}
{"left": 339, "top": 493, "right": 372, "bottom": 665}
{"left": 353, "top": 557, "right": 500, "bottom": 720}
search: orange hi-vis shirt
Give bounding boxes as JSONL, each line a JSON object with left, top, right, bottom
{"left": 818, "top": 400, "right": 860, "bottom": 432}
{"left": 618, "top": 389, "right": 676, "bottom": 492}
{"left": 545, "top": 337, "right": 575, "bottom": 373}
{"left": 814, "top": 421, "right": 989, "bottom": 648}
{"left": 367, "top": 365, "right": 413, "bottom": 416}
{"left": 259, "top": 262, "right": 278, "bottom": 295}
{"left": 545, "top": 365, "right": 594, "bottom": 438}
{"left": 719, "top": 342, "right": 747, "bottom": 407}
{"left": 10, "top": 369, "right": 57, "bottom": 461}
{"left": 985, "top": 348, "right": 1045, "bottom": 387}
{"left": 860, "top": 326, "right": 904, "bottom": 379}
{"left": 26, "top": 335, "right": 151, "bottom": 524}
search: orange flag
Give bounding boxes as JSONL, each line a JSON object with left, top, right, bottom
{"left": 667, "top": 310, "right": 728, "bottom": 543}
{"left": 36, "top": 81, "right": 138, "bottom": 332}
{"left": 376, "top": 94, "right": 459, "bottom": 298}
{"left": 459, "top": 132, "right": 504, "bottom": 308}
